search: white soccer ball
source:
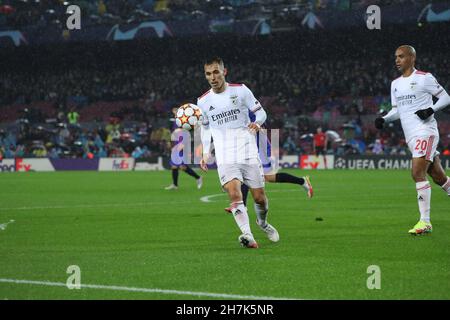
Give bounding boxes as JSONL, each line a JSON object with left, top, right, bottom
{"left": 175, "top": 103, "right": 203, "bottom": 130}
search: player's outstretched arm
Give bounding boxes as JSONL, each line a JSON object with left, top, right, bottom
{"left": 200, "top": 155, "right": 209, "bottom": 172}
{"left": 248, "top": 107, "right": 267, "bottom": 133}
{"left": 200, "top": 124, "right": 211, "bottom": 171}
{"left": 416, "top": 74, "right": 450, "bottom": 120}
{"left": 248, "top": 122, "right": 261, "bottom": 133}
{"left": 415, "top": 107, "right": 435, "bottom": 120}
{"left": 243, "top": 84, "right": 267, "bottom": 132}
{"left": 415, "top": 91, "right": 450, "bottom": 120}
{"left": 378, "top": 80, "right": 400, "bottom": 129}
{"left": 375, "top": 107, "right": 399, "bottom": 129}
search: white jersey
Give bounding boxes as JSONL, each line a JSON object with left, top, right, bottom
{"left": 197, "top": 83, "right": 263, "bottom": 166}
{"left": 391, "top": 69, "right": 444, "bottom": 143}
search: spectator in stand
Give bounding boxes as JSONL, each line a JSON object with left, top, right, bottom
{"left": 282, "top": 136, "right": 297, "bottom": 154}
{"left": 313, "top": 126, "right": 328, "bottom": 168}
{"left": 67, "top": 107, "right": 80, "bottom": 127}
{"left": 371, "top": 139, "right": 384, "bottom": 155}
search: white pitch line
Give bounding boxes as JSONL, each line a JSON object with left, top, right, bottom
{"left": 0, "top": 201, "right": 196, "bottom": 212}
{"left": 200, "top": 193, "right": 226, "bottom": 203}
{"left": 0, "top": 189, "right": 302, "bottom": 211}
{"left": 0, "top": 278, "right": 299, "bottom": 300}
{"left": 0, "top": 220, "right": 15, "bottom": 231}
{"left": 200, "top": 189, "right": 301, "bottom": 203}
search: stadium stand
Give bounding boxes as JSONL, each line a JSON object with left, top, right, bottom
{"left": 1, "top": 2, "right": 449, "bottom": 159}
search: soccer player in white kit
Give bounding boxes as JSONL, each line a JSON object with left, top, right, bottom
{"left": 375, "top": 45, "right": 450, "bottom": 235}
{"left": 198, "top": 57, "right": 279, "bottom": 248}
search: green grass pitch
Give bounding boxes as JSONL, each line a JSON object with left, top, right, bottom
{"left": 0, "top": 169, "right": 449, "bottom": 300}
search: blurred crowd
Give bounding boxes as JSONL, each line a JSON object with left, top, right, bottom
{"left": 2, "top": 102, "right": 449, "bottom": 160}
{"left": 0, "top": 110, "right": 173, "bottom": 160}
{"left": 0, "top": 0, "right": 339, "bottom": 28}
{"left": 1, "top": 22, "right": 449, "bottom": 160}
{"left": 2, "top": 53, "right": 449, "bottom": 110}
{"left": 0, "top": 0, "right": 428, "bottom": 29}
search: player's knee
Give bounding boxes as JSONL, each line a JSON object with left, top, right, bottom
{"left": 228, "top": 190, "right": 242, "bottom": 202}
{"left": 411, "top": 170, "right": 426, "bottom": 182}
{"left": 412, "top": 156, "right": 435, "bottom": 182}
{"left": 253, "top": 194, "right": 266, "bottom": 205}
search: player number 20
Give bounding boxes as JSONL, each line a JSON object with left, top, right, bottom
{"left": 414, "top": 139, "right": 427, "bottom": 151}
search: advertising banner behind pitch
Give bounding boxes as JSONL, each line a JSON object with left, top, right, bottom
{"left": 333, "top": 156, "right": 450, "bottom": 170}
{"left": 300, "top": 155, "right": 335, "bottom": 169}
{"left": 99, "top": 158, "right": 135, "bottom": 171}
{"left": 278, "top": 155, "right": 300, "bottom": 169}
{"left": 50, "top": 159, "right": 99, "bottom": 171}
{"left": 0, "top": 159, "right": 16, "bottom": 172}
{"left": 15, "top": 158, "right": 55, "bottom": 172}
{"left": 134, "top": 157, "right": 165, "bottom": 171}
{"left": 0, "top": 158, "right": 56, "bottom": 172}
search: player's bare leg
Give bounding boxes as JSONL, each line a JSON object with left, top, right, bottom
{"left": 164, "top": 166, "right": 179, "bottom": 190}
{"left": 409, "top": 157, "right": 433, "bottom": 235}
{"left": 250, "top": 187, "right": 279, "bottom": 242}
{"left": 427, "top": 155, "right": 450, "bottom": 196}
{"left": 224, "top": 179, "right": 258, "bottom": 248}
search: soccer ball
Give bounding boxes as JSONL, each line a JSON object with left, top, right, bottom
{"left": 175, "top": 103, "right": 202, "bottom": 130}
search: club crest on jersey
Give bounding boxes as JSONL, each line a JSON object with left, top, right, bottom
{"left": 230, "top": 95, "right": 238, "bottom": 106}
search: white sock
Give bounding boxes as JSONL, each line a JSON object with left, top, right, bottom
{"left": 254, "top": 198, "right": 269, "bottom": 227}
{"left": 230, "top": 201, "right": 251, "bottom": 235}
{"left": 441, "top": 177, "right": 450, "bottom": 196}
{"left": 416, "top": 181, "right": 431, "bottom": 223}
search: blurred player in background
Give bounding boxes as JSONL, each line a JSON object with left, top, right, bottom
{"left": 165, "top": 107, "right": 203, "bottom": 190}
{"left": 199, "top": 57, "right": 278, "bottom": 249}
{"left": 313, "top": 126, "right": 328, "bottom": 169}
{"left": 375, "top": 45, "right": 450, "bottom": 235}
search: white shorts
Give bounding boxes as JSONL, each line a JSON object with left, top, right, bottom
{"left": 217, "top": 160, "right": 265, "bottom": 189}
{"left": 407, "top": 135, "right": 440, "bottom": 162}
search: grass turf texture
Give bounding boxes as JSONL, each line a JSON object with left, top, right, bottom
{"left": 0, "top": 169, "right": 449, "bottom": 300}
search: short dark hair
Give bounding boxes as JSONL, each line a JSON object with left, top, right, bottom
{"left": 204, "top": 56, "right": 224, "bottom": 67}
